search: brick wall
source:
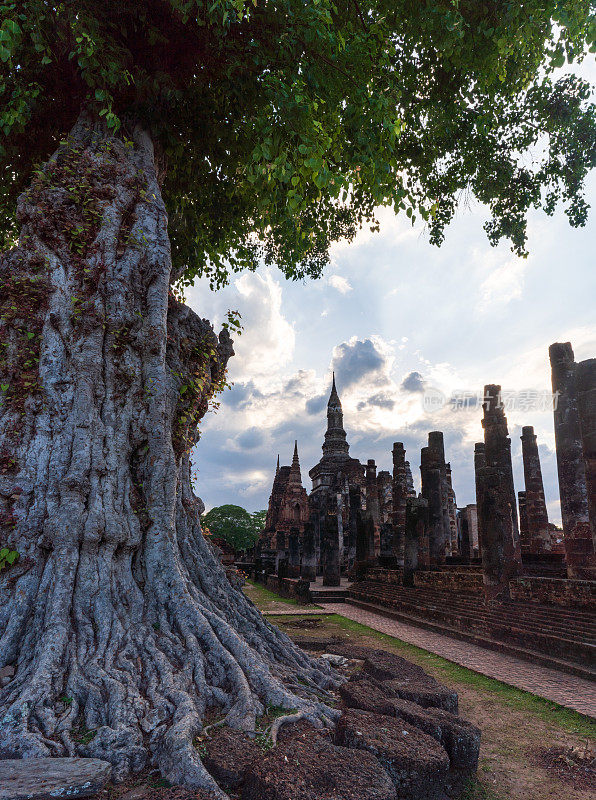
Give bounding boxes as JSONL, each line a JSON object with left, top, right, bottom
{"left": 509, "top": 576, "right": 595, "bottom": 609}
{"left": 414, "top": 570, "right": 483, "bottom": 594}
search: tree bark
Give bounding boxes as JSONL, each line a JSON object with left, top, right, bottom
{"left": 0, "top": 113, "right": 336, "bottom": 795}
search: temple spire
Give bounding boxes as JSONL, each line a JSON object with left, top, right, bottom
{"left": 322, "top": 374, "right": 350, "bottom": 458}
{"left": 275, "top": 454, "right": 280, "bottom": 475}
{"left": 288, "top": 440, "right": 302, "bottom": 485}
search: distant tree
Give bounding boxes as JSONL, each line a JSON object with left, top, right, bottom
{"left": 248, "top": 509, "right": 268, "bottom": 541}
{"left": 202, "top": 505, "right": 263, "bottom": 552}
{"left": 1, "top": 1, "right": 595, "bottom": 793}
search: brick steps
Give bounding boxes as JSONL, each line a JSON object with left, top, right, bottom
{"left": 349, "top": 588, "right": 596, "bottom": 646}
{"left": 350, "top": 582, "right": 596, "bottom": 638}
{"left": 346, "top": 597, "right": 596, "bottom": 682}
{"left": 349, "top": 582, "right": 595, "bottom": 672}
{"left": 371, "top": 582, "right": 596, "bottom": 631}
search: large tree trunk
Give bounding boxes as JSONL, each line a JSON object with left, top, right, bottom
{"left": 0, "top": 113, "right": 336, "bottom": 796}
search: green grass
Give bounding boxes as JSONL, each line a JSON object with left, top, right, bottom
{"left": 269, "top": 613, "right": 596, "bottom": 740}
{"left": 244, "top": 578, "right": 300, "bottom": 606}
{"left": 460, "top": 778, "right": 506, "bottom": 800}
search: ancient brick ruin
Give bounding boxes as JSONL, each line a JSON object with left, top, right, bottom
{"left": 253, "top": 342, "right": 594, "bottom": 676}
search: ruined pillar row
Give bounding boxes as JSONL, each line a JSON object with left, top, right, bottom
{"left": 576, "top": 358, "right": 596, "bottom": 563}
{"left": 474, "top": 442, "right": 485, "bottom": 558}
{"left": 520, "top": 426, "right": 551, "bottom": 554}
{"left": 391, "top": 442, "right": 407, "bottom": 565}
{"left": 549, "top": 343, "right": 595, "bottom": 579}
{"left": 404, "top": 497, "right": 428, "bottom": 586}
{"left": 480, "top": 385, "right": 522, "bottom": 599}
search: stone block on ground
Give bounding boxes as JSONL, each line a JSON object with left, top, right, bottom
{"left": 388, "top": 699, "right": 481, "bottom": 794}
{"left": 385, "top": 678, "right": 459, "bottom": 714}
{"left": 0, "top": 757, "right": 111, "bottom": 800}
{"left": 339, "top": 673, "right": 399, "bottom": 715}
{"left": 241, "top": 734, "right": 396, "bottom": 800}
{"left": 336, "top": 708, "right": 450, "bottom": 800}
{"left": 362, "top": 650, "right": 429, "bottom": 683}
{"left": 201, "top": 726, "right": 261, "bottom": 790}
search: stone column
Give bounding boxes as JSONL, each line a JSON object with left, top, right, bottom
{"left": 347, "top": 486, "right": 360, "bottom": 568}
{"left": 275, "top": 530, "right": 286, "bottom": 574}
{"left": 404, "top": 497, "right": 428, "bottom": 586}
{"left": 520, "top": 426, "right": 551, "bottom": 553}
{"left": 577, "top": 358, "right": 596, "bottom": 562}
{"left": 480, "top": 385, "right": 522, "bottom": 598}
{"left": 288, "top": 527, "right": 300, "bottom": 576}
{"left": 428, "top": 432, "right": 452, "bottom": 557}
{"left": 445, "top": 463, "right": 459, "bottom": 556}
{"left": 549, "top": 343, "right": 594, "bottom": 579}
{"left": 365, "top": 459, "right": 380, "bottom": 560}
{"left": 322, "top": 510, "right": 341, "bottom": 586}
{"left": 518, "top": 491, "right": 529, "bottom": 552}
{"left": 421, "top": 435, "right": 449, "bottom": 565}
{"left": 300, "top": 520, "right": 317, "bottom": 582}
{"left": 474, "top": 442, "right": 485, "bottom": 557}
{"left": 391, "top": 442, "right": 407, "bottom": 564}
{"left": 458, "top": 509, "right": 471, "bottom": 562}
{"left": 478, "top": 465, "right": 518, "bottom": 602}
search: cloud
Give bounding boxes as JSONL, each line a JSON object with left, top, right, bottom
{"left": 357, "top": 392, "right": 395, "bottom": 411}
{"left": 401, "top": 371, "right": 425, "bottom": 393}
{"left": 328, "top": 274, "right": 353, "bottom": 294}
{"left": 332, "top": 338, "right": 386, "bottom": 389}
{"left": 477, "top": 256, "right": 527, "bottom": 313}
{"left": 306, "top": 394, "right": 327, "bottom": 415}
{"left": 186, "top": 269, "right": 294, "bottom": 388}
{"left": 236, "top": 427, "right": 264, "bottom": 450}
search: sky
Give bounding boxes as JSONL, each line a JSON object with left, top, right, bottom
{"left": 187, "top": 72, "right": 596, "bottom": 525}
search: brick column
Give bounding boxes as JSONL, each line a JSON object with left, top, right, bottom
{"left": 549, "top": 343, "right": 594, "bottom": 579}
{"left": 300, "top": 521, "right": 317, "bottom": 581}
{"left": 421, "top": 440, "right": 448, "bottom": 565}
{"left": 474, "top": 442, "right": 485, "bottom": 557}
{"left": 403, "top": 497, "right": 428, "bottom": 586}
{"left": 478, "top": 465, "right": 518, "bottom": 602}
{"left": 365, "top": 459, "right": 379, "bottom": 560}
{"left": 480, "top": 385, "right": 522, "bottom": 599}
{"left": 391, "top": 442, "right": 407, "bottom": 564}
{"left": 428, "top": 431, "right": 452, "bottom": 558}
{"left": 518, "top": 491, "right": 529, "bottom": 552}
{"left": 288, "top": 527, "right": 300, "bottom": 576}
{"left": 520, "top": 426, "right": 551, "bottom": 553}
{"left": 446, "top": 463, "right": 459, "bottom": 556}
{"left": 322, "top": 510, "right": 340, "bottom": 586}
{"left": 576, "top": 358, "right": 596, "bottom": 568}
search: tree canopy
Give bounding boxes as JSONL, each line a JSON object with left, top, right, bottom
{"left": 202, "top": 504, "right": 266, "bottom": 551}
{"left": 2, "top": 1, "right": 595, "bottom": 286}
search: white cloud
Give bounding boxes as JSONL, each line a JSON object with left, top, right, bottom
{"left": 328, "top": 274, "right": 353, "bottom": 294}
{"left": 477, "top": 255, "right": 527, "bottom": 313}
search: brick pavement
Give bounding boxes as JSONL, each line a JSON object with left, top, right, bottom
{"left": 323, "top": 602, "right": 596, "bottom": 719}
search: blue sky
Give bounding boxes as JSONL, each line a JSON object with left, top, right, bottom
{"left": 187, "top": 67, "right": 596, "bottom": 525}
